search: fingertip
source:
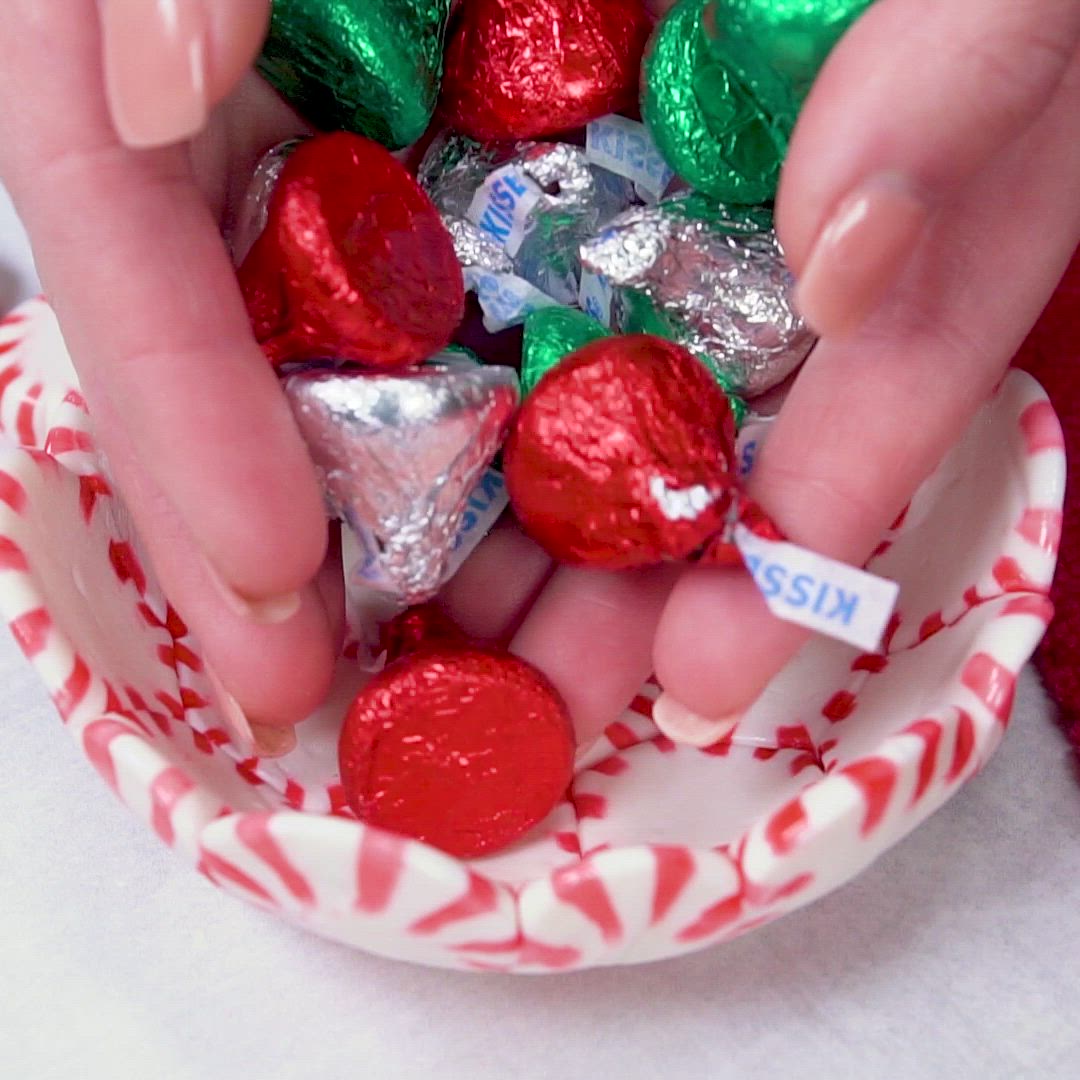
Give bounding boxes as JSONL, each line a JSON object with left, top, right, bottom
{"left": 654, "top": 567, "right": 808, "bottom": 719}
{"left": 203, "top": 1, "right": 273, "bottom": 105}
{"left": 100, "top": 0, "right": 271, "bottom": 150}
{"left": 205, "top": 583, "right": 339, "bottom": 726}
{"left": 511, "top": 564, "right": 678, "bottom": 748}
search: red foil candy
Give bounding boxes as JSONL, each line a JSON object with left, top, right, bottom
{"left": 440, "top": 0, "right": 653, "bottom": 142}
{"left": 339, "top": 647, "right": 576, "bottom": 858}
{"left": 377, "top": 603, "right": 464, "bottom": 664}
{"left": 504, "top": 334, "right": 773, "bottom": 568}
{"left": 238, "top": 132, "right": 464, "bottom": 369}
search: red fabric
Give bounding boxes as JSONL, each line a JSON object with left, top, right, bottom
{"left": 1013, "top": 247, "right": 1080, "bottom": 748}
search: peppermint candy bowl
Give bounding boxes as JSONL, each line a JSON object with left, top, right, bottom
{"left": 0, "top": 297, "right": 1064, "bottom": 973}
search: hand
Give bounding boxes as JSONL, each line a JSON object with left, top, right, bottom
{"left": 0, "top": 2, "right": 339, "bottom": 755}
{"left": 487, "top": 0, "right": 1080, "bottom": 745}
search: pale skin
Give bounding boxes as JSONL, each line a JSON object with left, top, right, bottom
{"left": 1, "top": 1, "right": 1077, "bottom": 754}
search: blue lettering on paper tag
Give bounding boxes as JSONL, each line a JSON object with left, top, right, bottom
{"left": 735, "top": 416, "right": 776, "bottom": 479}
{"left": 464, "top": 267, "right": 560, "bottom": 333}
{"left": 733, "top": 524, "right": 899, "bottom": 651}
{"left": 446, "top": 469, "right": 509, "bottom": 574}
{"left": 586, "top": 115, "right": 675, "bottom": 199}
{"left": 466, "top": 165, "right": 543, "bottom": 257}
{"left": 578, "top": 270, "right": 614, "bottom": 327}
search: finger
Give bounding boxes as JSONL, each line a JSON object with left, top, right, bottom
{"left": 511, "top": 564, "right": 680, "bottom": 748}
{"left": 778, "top": 0, "right": 1080, "bottom": 336}
{"left": 438, "top": 521, "right": 554, "bottom": 644}
{"left": 100, "top": 0, "right": 271, "bottom": 148}
{"left": 655, "top": 59, "right": 1080, "bottom": 731}
{"left": 1, "top": 5, "right": 327, "bottom": 618}
{"left": 89, "top": 389, "right": 336, "bottom": 740}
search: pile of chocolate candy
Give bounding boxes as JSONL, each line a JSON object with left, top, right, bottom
{"left": 237, "top": 0, "right": 870, "bottom": 858}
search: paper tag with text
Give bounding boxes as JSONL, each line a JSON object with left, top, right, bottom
{"left": 733, "top": 524, "right": 899, "bottom": 652}
{"left": 734, "top": 415, "right": 776, "bottom": 479}
{"left": 465, "top": 267, "right": 560, "bottom": 332}
{"left": 586, "top": 115, "right": 675, "bottom": 199}
{"left": 466, "top": 165, "right": 543, "bottom": 257}
{"left": 578, "top": 269, "right": 614, "bottom": 327}
{"left": 445, "top": 469, "right": 509, "bottom": 577}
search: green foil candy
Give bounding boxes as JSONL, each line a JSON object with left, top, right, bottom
{"left": 521, "top": 308, "right": 612, "bottom": 397}
{"left": 258, "top": 0, "right": 453, "bottom": 150}
{"left": 522, "top": 305, "right": 748, "bottom": 426}
{"left": 643, "top": 0, "right": 872, "bottom": 203}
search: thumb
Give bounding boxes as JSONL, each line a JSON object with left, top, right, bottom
{"left": 779, "top": 0, "right": 1080, "bottom": 338}
{"left": 100, "top": 0, "right": 271, "bottom": 149}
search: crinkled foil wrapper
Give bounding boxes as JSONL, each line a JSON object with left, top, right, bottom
{"left": 284, "top": 365, "right": 519, "bottom": 603}
{"left": 445, "top": 215, "right": 514, "bottom": 275}
{"left": 228, "top": 139, "right": 307, "bottom": 266}
{"left": 257, "top": 0, "right": 453, "bottom": 149}
{"left": 419, "top": 132, "right": 641, "bottom": 305}
{"left": 580, "top": 195, "right": 815, "bottom": 396}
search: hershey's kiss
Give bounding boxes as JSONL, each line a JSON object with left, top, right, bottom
{"left": 258, "top": 0, "right": 454, "bottom": 150}
{"left": 284, "top": 365, "right": 519, "bottom": 603}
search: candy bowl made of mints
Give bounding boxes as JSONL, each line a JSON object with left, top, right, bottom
{"left": 0, "top": 298, "right": 1062, "bottom": 972}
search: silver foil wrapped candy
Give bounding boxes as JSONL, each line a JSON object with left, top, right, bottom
{"left": 580, "top": 195, "right": 816, "bottom": 397}
{"left": 228, "top": 138, "right": 307, "bottom": 266}
{"left": 419, "top": 132, "right": 642, "bottom": 315}
{"left": 284, "top": 364, "right": 519, "bottom": 603}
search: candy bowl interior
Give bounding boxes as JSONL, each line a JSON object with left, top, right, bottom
{"left": 0, "top": 298, "right": 1064, "bottom": 973}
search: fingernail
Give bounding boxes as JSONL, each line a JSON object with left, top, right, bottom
{"left": 795, "top": 173, "right": 929, "bottom": 339}
{"left": 203, "top": 557, "right": 303, "bottom": 626}
{"left": 203, "top": 663, "right": 254, "bottom": 755}
{"left": 101, "top": 0, "right": 208, "bottom": 149}
{"left": 250, "top": 722, "right": 298, "bottom": 759}
{"left": 653, "top": 692, "right": 741, "bottom": 748}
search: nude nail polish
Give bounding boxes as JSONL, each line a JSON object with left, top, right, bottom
{"left": 652, "top": 693, "right": 741, "bottom": 748}
{"left": 101, "top": 0, "right": 208, "bottom": 149}
{"left": 249, "top": 722, "right": 298, "bottom": 759}
{"left": 795, "top": 173, "right": 930, "bottom": 339}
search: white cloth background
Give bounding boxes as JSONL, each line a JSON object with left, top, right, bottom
{"left": 2, "top": 185, "right": 1079, "bottom": 1080}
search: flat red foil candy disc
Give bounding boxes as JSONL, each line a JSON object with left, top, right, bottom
{"left": 339, "top": 647, "right": 576, "bottom": 858}
{"left": 238, "top": 132, "right": 464, "bottom": 369}
{"left": 440, "top": 0, "right": 652, "bottom": 142}
{"left": 504, "top": 334, "right": 741, "bottom": 568}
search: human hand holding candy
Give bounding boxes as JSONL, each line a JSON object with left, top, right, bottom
{"left": 0, "top": 0, "right": 1077, "bottom": 855}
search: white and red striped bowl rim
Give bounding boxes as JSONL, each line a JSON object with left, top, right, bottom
{"left": 0, "top": 297, "right": 1064, "bottom": 971}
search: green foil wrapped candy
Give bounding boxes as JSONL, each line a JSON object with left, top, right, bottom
{"left": 642, "top": 0, "right": 871, "bottom": 204}
{"left": 522, "top": 307, "right": 612, "bottom": 397}
{"left": 258, "top": 0, "right": 453, "bottom": 150}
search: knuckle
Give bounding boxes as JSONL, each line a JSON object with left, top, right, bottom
{"left": 963, "top": 19, "right": 1077, "bottom": 130}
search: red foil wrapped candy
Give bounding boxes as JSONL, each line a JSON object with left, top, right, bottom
{"left": 504, "top": 334, "right": 777, "bottom": 569}
{"left": 238, "top": 132, "right": 464, "bottom": 369}
{"left": 440, "top": 0, "right": 653, "bottom": 142}
{"left": 339, "top": 647, "right": 576, "bottom": 858}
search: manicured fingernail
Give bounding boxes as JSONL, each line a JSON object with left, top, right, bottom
{"left": 101, "top": 0, "right": 208, "bottom": 149}
{"left": 203, "top": 664, "right": 254, "bottom": 755}
{"left": 250, "top": 722, "right": 298, "bottom": 759}
{"left": 203, "top": 557, "right": 303, "bottom": 625}
{"left": 653, "top": 692, "right": 741, "bottom": 748}
{"left": 795, "top": 173, "right": 929, "bottom": 339}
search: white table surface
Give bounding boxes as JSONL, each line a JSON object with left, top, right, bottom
{"left": 3, "top": 186, "right": 1080, "bottom": 1080}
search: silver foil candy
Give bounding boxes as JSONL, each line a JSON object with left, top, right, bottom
{"left": 419, "top": 132, "right": 641, "bottom": 309}
{"left": 228, "top": 138, "right": 307, "bottom": 266}
{"left": 284, "top": 365, "right": 519, "bottom": 604}
{"left": 580, "top": 196, "right": 817, "bottom": 397}
{"left": 445, "top": 215, "right": 514, "bottom": 275}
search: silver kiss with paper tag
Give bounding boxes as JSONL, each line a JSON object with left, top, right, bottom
{"left": 284, "top": 365, "right": 520, "bottom": 603}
